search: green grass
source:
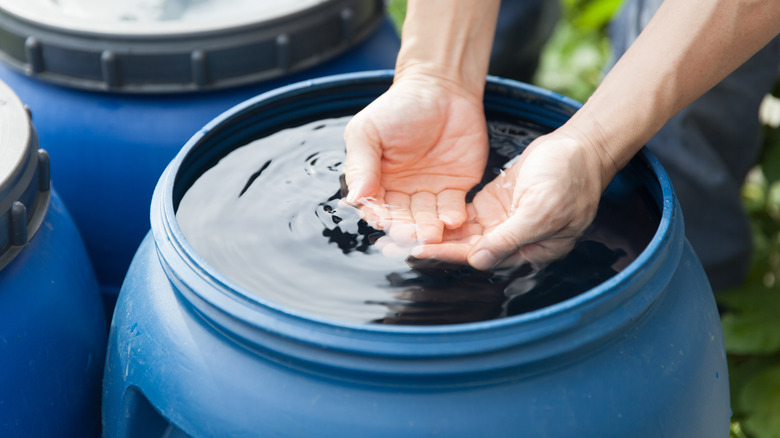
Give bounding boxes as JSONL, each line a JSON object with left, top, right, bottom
{"left": 386, "top": 1, "right": 780, "bottom": 436}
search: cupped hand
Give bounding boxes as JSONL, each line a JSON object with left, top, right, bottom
{"left": 343, "top": 74, "right": 489, "bottom": 244}
{"left": 411, "top": 130, "right": 611, "bottom": 269}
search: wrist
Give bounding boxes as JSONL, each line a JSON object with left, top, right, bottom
{"left": 553, "top": 119, "right": 622, "bottom": 192}
{"left": 393, "top": 62, "right": 485, "bottom": 103}
{"left": 395, "top": 0, "right": 500, "bottom": 99}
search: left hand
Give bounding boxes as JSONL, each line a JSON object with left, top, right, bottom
{"left": 343, "top": 74, "right": 490, "bottom": 244}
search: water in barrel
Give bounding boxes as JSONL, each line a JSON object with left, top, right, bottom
{"left": 177, "top": 117, "right": 660, "bottom": 325}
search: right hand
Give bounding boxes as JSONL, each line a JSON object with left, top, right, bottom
{"left": 411, "top": 129, "right": 614, "bottom": 269}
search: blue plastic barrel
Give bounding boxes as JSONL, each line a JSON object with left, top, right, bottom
{"left": 0, "top": 0, "right": 400, "bottom": 311}
{"left": 0, "top": 79, "right": 106, "bottom": 437}
{"left": 103, "top": 71, "right": 730, "bottom": 437}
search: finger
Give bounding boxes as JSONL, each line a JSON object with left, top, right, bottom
{"left": 466, "top": 210, "right": 547, "bottom": 270}
{"left": 467, "top": 213, "right": 580, "bottom": 270}
{"left": 436, "top": 189, "right": 469, "bottom": 229}
{"left": 408, "top": 224, "right": 482, "bottom": 264}
{"left": 384, "top": 191, "right": 417, "bottom": 246}
{"left": 347, "top": 192, "right": 388, "bottom": 229}
{"left": 472, "top": 188, "right": 511, "bottom": 230}
{"left": 442, "top": 220, "right": 483, "bottom": 242}
{"left": 410, "top": 191, "right": 444, "bottom": 243}
{"left": 343, "top": 116, "right": 382, "bottom": 204}
{"left": 409, "top": 241, "right": 474, "bottom": 265}
{"left": 374, "top": 235, "right": 414, "bottom": 260}
{"left": 358, "top": 205, "right": 382, "bottom": 230}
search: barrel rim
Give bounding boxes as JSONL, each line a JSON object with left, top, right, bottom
{"left": 150, "top": 70, "right": 687, "bottom": 377}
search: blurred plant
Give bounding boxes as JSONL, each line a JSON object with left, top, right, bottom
{"left": 720, "top": 108, "right": 780, "bottom": 438}
{"left": 533, "top": 0, "right": 623, "bottom": 102}
{"left": 386, "top": 0, "right": 406, "bottom": 35}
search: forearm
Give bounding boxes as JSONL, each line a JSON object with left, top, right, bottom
{"left": 566, "top": 0, "right": 780, "bottom": 187}
{"left": 395, "top": 0, "right": 501, "bottom": 98}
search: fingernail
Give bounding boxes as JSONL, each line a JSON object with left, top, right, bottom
{"left": 346, "top": 187, "right": 360, "bottom": 204}
{"left": 470, "top": 249, "right": 497, "bottom": 270}
{"left": 439, "top": 214, "right": 455, "bottom": 228}
{"left": 410, "top": 246, "right": 424, "bottom": 257}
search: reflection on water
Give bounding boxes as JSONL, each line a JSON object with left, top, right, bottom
{"left": 177, "top": 117, "right": 659, "bottom": 325}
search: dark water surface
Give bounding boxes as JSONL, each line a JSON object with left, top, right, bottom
{"left": 177, "top": 117, "right": 660, "bottom": 325}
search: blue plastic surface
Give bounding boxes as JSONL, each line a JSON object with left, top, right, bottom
{"left": 102, "top": 72, "right": 731, "bottom": 437}
{"left": 0, "top": 18, "right": 400, "bottom": 310}
{"left": 0, "top": 189, "right": 106, "bottom": 437}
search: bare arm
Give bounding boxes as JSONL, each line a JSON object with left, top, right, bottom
{"left": 569, "top": 0, "right": 780, "bottom": 185}
{"left": 462, "top": 0, "right": 780, "bottom": 269}
{"left": 394, "top": 0, "right": 501, "bottom": 96}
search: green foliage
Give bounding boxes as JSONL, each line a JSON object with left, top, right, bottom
{"left": 533, "top": 0, "right": 621, "bottom": 102}
{"left": 533, "top": 20, "right": 610, "bottom": 102}
{"left": 719, "top": 285, "right": 780, "bottom": 355}
{"left": 562, "top": 0, "right": 625, "bottom": 30}
{"left": 739, "top": 364, "right": 780, "bottom": 438}
{"left": 761, "top": 128, "right": 780, "bottom": 184}
{"left": 729, "top": 355, "right": 780, "bottom": 438}
{"left": 722, "top": 126, "right": 780, "bottom": 437}
{"left": 386, "top": 0, "right": 406, "bottom": 35}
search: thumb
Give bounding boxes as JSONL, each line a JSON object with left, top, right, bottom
{"left": 467, "top": 215, "right": 578, "bottom": 270}
{"left": 343, "top": 120, "right": 382, "bottom": 203}
{"left": 466, "top": 218, "right": 527, "bottom": 270}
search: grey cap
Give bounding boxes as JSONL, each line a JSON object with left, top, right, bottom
{"left": 0, "top": 79, "right": 50, "bottom": 269}
{"left": 0, "top": 0, "right": 385, "bottom": 93}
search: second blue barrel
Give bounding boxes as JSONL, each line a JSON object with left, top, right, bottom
{"left": 103, "top": 71, "right": 731, "bottom": 437}
{"left": 0, "top": 79, "right": 106, "bottom": 437}
{"left": 0, "top": 0, "right": 400, "bottom": 310}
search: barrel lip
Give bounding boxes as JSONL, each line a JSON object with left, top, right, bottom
{"left": 0, "top": 0, "right": 385, "bottom": 93}
{"left": 151, "top": 70, "right": 686, "bottom": 376}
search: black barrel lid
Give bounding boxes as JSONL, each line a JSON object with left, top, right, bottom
{"left": 0, "top": 79, "right": 50, "bottom": 270}
{"left": 0, "top": 0, "right": 385, "bottom": 93}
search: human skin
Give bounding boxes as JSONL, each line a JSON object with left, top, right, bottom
{"left": 344, "top": 0, "right": 780, "bottom": 270}
{"left": 343, "top": 0, "right": 500, "bottom": 244}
